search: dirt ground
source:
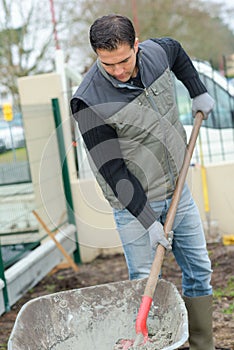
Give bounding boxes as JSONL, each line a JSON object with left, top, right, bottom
{"left": 0, "top": 241, "right": 233, "bottom": 350}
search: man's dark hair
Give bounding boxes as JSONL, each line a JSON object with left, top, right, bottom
{"left": 89, "top": 14, "right": 136, "bottom": 52}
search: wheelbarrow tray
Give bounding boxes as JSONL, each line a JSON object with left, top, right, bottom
{"left": 8, "top": 278, "right": 188, "bottom": 350}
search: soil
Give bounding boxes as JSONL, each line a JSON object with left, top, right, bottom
{"left": 0, "top": 242, "right": 233, "bottom": 350}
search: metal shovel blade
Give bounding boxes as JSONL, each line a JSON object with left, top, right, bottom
{"left": 8, "top": 278, "right": 188, "bottom": 350}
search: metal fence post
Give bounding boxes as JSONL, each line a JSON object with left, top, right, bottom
{"left": 51, "top": 98, "right": 81, "bottom": 264}
{"left": 0, "top": 245, "right": 10, "bottom": 312}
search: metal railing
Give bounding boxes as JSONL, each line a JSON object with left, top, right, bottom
{"left": 174, "top": 60, "right": 234, "bottom": 165}
{"left": 0, "top": 99, "right": 81, "bottom": 313}
{"left": 0, "top": 113, "right": 31, "bottom": 185}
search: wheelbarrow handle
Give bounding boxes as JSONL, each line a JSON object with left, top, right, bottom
{"left": 135, "top": 112, "right": 204, "bottom": 339}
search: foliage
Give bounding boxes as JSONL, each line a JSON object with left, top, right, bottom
{"left": 0, "top": 0, "right": 54, "bottom": 106}
{"left": 66, "top": 0, "right": 234, "bottom": 69}
{"left": 0, "top": 0, "right": 234, "bottom": 105}
{"left": 136, "top": 0, "right": 234, "bottom": 66}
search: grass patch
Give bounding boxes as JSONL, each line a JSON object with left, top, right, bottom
{"left": 213, "top": 276, "right": 234, "bottom": 299}
{"left": 57, "top": 275, "right": 65, "bottom": 280}
{"left": 214, "top": 277, "right": 234, "bottom": 315}
{"left": 27, "top": 288, "right": 35, "bottom": 294}
{"left": 223, "top": 303, "right": 234, "bottom": 315}
{"left": 46, "top": 284, "right": 56, "bottom": 293}
{"left": 0, "top": 148, "right": 27, "bottom": 163}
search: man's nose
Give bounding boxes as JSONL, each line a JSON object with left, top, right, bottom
{"left": 113, "top": 64, "right": 124, "bottom": 75}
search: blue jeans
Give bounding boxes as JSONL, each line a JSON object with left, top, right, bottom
{"left": 113, "top": 184, "right": 213, "bottom": 297}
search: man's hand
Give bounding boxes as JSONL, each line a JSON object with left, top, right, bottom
{"left": 148, "top": 221, "right": 173, "bottom": 251}
{"left": 192, "top": 92, "right": 215, "bottom": 119}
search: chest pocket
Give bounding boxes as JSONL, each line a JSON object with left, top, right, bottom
{"left": 108, "top": 91, "right": 161, "bottom": 132}
{"left": 149, "top": 68, "right": 175, "bottom": 116}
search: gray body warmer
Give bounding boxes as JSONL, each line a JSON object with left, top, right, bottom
{"left": 72, "top": 40, "right": 187, "bottom": 209}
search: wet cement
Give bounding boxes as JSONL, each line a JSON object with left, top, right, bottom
{"left": 114, "top": 329, "right": 173, "bottom": 349}
{"left": 8, "top": 278, "right": 188, "bottom": 350}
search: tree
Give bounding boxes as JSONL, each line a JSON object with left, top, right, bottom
{"left": 56, "top": 0, "right": 128, "bottom": 72}
{"left": 65, "top": 0, "right": 234, "bottom": 71}
{"left": 1, "top": 0, "right": 234, "bottom": 107}
{"left": 0, "top": 0, "right": 54, "bottom": 107}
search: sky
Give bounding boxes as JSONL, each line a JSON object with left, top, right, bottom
{"left": 206, "top": 0, "right": 234, "bottom": 7}
{"left": 205, "top": 0, "right": 234, "bottom": 31}
{"left": 1, "top": 0, "right": 234, "bottom": 32}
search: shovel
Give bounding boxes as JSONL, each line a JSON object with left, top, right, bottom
{"left": 8, "top": 112, "right": 204, "bottom": 350}
{"left": 134, "top": 111, "right": 204, "bottom": 346}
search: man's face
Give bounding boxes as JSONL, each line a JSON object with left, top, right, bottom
{"left": 96, "top": 39, "right": 139, "bottom": 82}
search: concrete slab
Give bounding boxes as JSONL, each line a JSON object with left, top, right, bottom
{"left": 0, "top": 224, "right": 77, "bottom": 314}
{"left": 0, "top": 279, "right": 5, "bottom": 315}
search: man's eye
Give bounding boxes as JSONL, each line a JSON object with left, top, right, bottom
{"left": 103, "top": 58, "right": 129, "bottom": 67}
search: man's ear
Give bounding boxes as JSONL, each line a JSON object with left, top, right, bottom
{"left": 134, "top": 38, "right": 139, "bottom": 53}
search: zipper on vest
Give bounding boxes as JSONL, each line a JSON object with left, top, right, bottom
{"left": 144, "top": 87, "right": 149, "bottom": 97}
{"left": 144, "top": 87, "right": 175, "bottom": 188}
{"left": 139, "top": 54, "right": 175, "bottom": 189}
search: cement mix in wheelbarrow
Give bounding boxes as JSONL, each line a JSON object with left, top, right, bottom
{"left": 8, "top": 278, "right": 188, "bottom": 350}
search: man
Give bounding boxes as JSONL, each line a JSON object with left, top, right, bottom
{"left": 71, "top": 14, "right": 215, "bottom": 350}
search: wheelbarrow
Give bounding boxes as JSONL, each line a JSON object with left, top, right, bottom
{"left": 9, "top": 112, "right": 205, "bottom": 349}
{"left": 8, "top": 278, "right": 188, "bottom": 350}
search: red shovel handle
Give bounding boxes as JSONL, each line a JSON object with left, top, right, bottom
{"left": 135, "top": 111, "right": 204, "bottom": 337}
{"left": 135, "top": 296, "right": 153, "bottom": 336}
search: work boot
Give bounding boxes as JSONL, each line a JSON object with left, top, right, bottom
{"left": 183, "top": 294, "right": 215, "bottom": 350}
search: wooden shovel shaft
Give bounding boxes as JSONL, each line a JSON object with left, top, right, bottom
{"left": 144, "top": 112, "right": 204, "bottom": 298}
